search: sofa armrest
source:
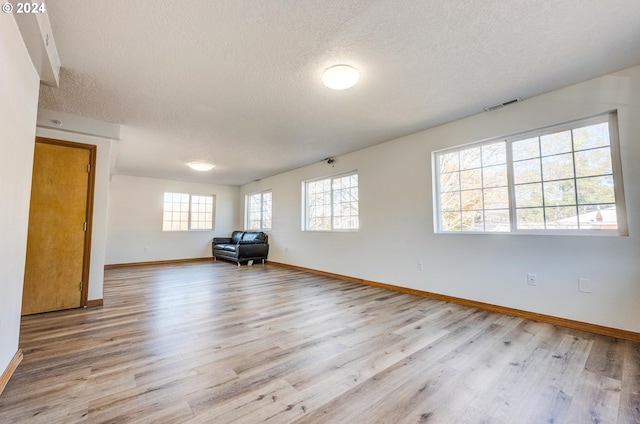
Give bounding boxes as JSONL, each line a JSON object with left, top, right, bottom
{"left": 237, "top": 243, "right": 269, "bottom": 259}
{"left": 212, "top": 237, "right": 232, "bottom": 245}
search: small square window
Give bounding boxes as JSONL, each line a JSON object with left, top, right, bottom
{"left": 304, "top": 172, "right": 359, "bottom": 231}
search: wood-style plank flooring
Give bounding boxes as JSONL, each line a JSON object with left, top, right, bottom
{"left": 1, "top": 261, "right": 639, "bottom": 423}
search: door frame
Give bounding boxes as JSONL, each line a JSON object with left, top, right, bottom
{"left": 34, "top": 137, "right": 97, "bottom": 307}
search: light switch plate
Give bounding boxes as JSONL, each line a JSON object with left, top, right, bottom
{"left": 578, "top": 278, "right": 592, "bottom": 293}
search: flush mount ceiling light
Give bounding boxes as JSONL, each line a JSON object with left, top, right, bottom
{"left": 322, "top": 64, "right": 360, "bottom": 90}
{"left": 187, "top": 161, "right": 215, "bottom": 171}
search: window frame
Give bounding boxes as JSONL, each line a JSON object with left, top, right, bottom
{"left": 433, "top": 111, "right": 627, "bottom": 236}
{"left": 162, "top": 192, "right": 216, "bottom": 232}
{"left": 245, "top": 189, "right": 272, "bottom": 231}
{"left": 303, "top": 171, "right": 359, "bottom": 232}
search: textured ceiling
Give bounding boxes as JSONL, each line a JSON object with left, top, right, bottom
{"left": 39, "top": 0, "right": 640, "bottom": 185}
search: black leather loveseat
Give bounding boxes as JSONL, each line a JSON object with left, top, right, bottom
{"left": 212, "top": 231, "right": 269, "bottom": 265}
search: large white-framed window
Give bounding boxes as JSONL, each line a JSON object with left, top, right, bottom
{"left": 433, "top": 111, "right": 627, "bottom": 235}
{"left": 162, "top": 192, "right": 215, "bottom": 231}
{"left": 246, "top": 190, "right": 272, "bottom": 230}
{"left": 304, "top": 171, "right": 359, "bottom": 231}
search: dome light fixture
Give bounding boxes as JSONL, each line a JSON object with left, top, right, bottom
{"left": 187, "top": 161, "right": 215, "bottom": 171}
{"left": 322, "top": 64, "right": 360, "bottom": 90}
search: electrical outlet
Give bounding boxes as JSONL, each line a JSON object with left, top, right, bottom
{"left": 417, "top": 261, "right": 424, "bottom": 271}
{"left": 143, "top": 246, "right": 148, "bottom": 252}
{"left": 527, "top": 273, "right": 537, "bottom": 286}
{"left": 284, "top": 247, "right": 288, "bottom": 253}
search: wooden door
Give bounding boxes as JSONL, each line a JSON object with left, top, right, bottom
{"left": 22, "top": 139, "right": 95, "bottom": 315}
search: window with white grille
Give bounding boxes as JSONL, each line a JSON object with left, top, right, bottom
{"left": 162, "top": 192, "right": 215, "bottom": 231}
{"left": 246, "top": 190, "right": 272, "bottom": 230}
{"left": 434, "top": 112, "right": 626, "bottom": 235}
{"left": 304, "top": 172, "right": 359, "bottom": 231}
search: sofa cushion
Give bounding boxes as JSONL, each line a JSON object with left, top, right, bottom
{"left": 231, "top": 231, "right": 244, "bottom": 244}
{"left": 221, "top": 244, "right": 237, "bottom": 252}
{"left": 241, "top": 231, "right": 266, "bottom": 243}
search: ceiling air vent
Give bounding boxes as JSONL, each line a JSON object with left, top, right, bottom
{"left": 483, "top": 97, "right": 522, "bottom": 112}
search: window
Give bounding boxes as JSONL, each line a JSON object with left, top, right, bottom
{"left": 438, "top": 141, "right": 510, "bottom": 232}
{"left": 434, "top": 112, "right": 627, "bottom": 234}
{"left": 304, "top": 172, "right": 359, "bottom": 231}
{"left": 162, "top": 192, "right": 215, "bottom": 231}
{"left": 246, "top": 190, "right": 272, "bottom": 230}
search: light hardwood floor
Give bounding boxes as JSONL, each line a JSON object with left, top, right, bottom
{"left": 0, "top": 261, "right": 639, "bottom": 423}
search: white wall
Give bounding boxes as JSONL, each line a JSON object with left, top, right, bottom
{"left": 241, "top": 66, "right": 640, "bottom": 333}
{"left": 35, "top": 128, "right": 114, "bottom": 302}
{"left": 106, "top": 174, "right": 240, "bottom": 264}
{"left": 0, "top": 15, "right": 40, "bottom": 373}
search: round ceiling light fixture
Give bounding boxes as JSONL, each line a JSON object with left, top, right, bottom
{"left": 187, "top": 161, "right": 215, "bottom": 171}
{"left": 322, "top": 64, "right": 360, "bottom": 90}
